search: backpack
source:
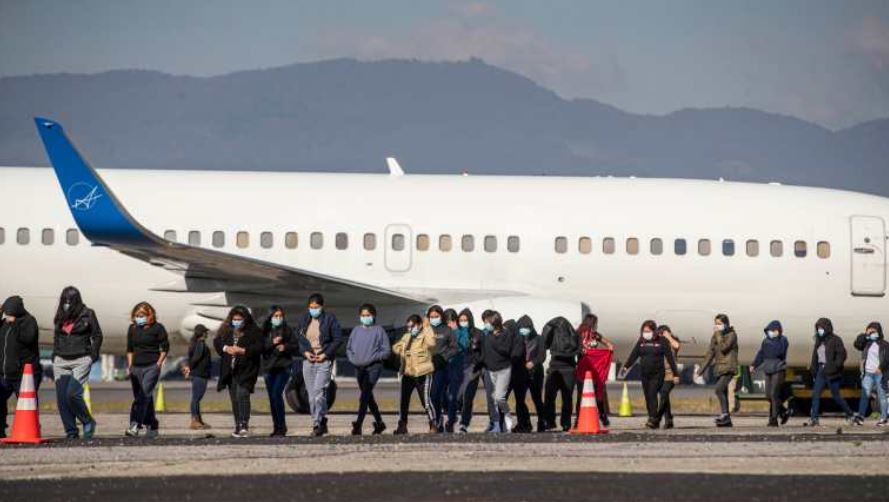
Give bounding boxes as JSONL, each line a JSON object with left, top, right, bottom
{"left": 549, "top": 320, "right": 579, "bottom": 358}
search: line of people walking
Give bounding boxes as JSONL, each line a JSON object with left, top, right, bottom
{"left": 2, "top": 288, "right": 889, "bottom": 440}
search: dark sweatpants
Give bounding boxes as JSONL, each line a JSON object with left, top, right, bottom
{"left": 641, "top": 372, "right": 664, "bottom": 420}
{"left": 544, "top": 366, "right": 575, "bottom": 430}
{"left": 355, "top": 363, "right": 383, "bottom": 426}
{"left": 512, "top": 364, "right": 544, "bottom": 430}
{"left": 765, "top": 370, "right": 786, "bottom": 422}
{"left": 399, "top": 374, "right": 433, "bottom": 424}
{"left": 657, "top": 380, "right": 675, "bottom": 422}
{"left": 714, "top": 374, "right": 733, "bottom": 416}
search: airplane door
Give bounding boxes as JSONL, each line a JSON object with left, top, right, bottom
{"left": 384, "top": 224, "right": 413, "bottom": 273}
{"left": 850, "top": 215, "right": 886, "bottom": 296}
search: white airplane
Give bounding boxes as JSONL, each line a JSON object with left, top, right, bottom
{"left": 1, "top": 117, "right": 887, "bottom": 377}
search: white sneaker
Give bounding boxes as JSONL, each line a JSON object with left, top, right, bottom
{"left": 503, "top": 415, "right": 515, "bottom": 433}
{"left": 458, "top": 425, "right": 468, "bottom": 434}
{"left": 125, "top": 422, "right": 141, "bottom": 437}
{"left": 876, "top": 419, "right": 888, "bottom": 427}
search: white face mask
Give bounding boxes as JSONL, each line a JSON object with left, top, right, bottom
{"left": 767, "top": 330, "right": 779, "bottom": 339}
{"left": 817, "top": 328, "right": 826, "bottom": 337}
{"left": 714, "top": 324, "right": 725, "bottom": 332}
{"left": 642, "top": 331, "right": 653, "bottom": 340}
{"left": 459, "top": 321, "right": 470, "bottom": 329}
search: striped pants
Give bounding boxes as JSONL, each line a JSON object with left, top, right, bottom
{"left": 399, "top": 374, "right": 434, "bottom": 424}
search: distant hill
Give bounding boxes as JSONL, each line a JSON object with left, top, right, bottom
{"left": 1, "top": 58, "right": 887, "bottom": 195}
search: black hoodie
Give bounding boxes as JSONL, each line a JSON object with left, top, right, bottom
{"left": 517, "top": 315, "right": 546, "bottom": 366}
{"left": 480, "top": 326, "right": 525, "bottom": 372}
{"left": 853, "top": 323, "right": 889, "bottom": 375}
{"left": 810, "top": 318, "right": 846, "bottom": 379}
{"left": 53, "top": 304, "right": 102, "bottom": 361}
{"left": 542, "top": 316, "right": 581, "bottom": 368}
{"left": 0, "top": 296, "right": 39, "bottom": 379}
{"left": 460, "top": 308, "right": 485, "bottom": 370}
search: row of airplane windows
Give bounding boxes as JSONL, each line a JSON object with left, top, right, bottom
{"left": 0, "top": 227, "right": 831, "bottom": 259}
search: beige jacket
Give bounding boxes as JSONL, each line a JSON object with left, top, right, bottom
{"left": 392, "top": 326, "right": 436, "bottom": 377}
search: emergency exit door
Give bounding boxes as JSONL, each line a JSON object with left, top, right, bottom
{"left": 850, "top": 215, "right": 886, "bottom": 296}
{"left": 384, "top": 224, "right": 413, "bottom": 273}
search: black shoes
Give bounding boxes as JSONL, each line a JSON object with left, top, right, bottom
{"left": 394, "top": 420, "right": 408, "bottom": 435}
{"left": 715, "top": 415, "right": 733, "bottom": 427}
{"left": 351, "top": 421, "right": 362, "bottom": 436}
{"left": 372, "top": 421, "right": 387, "bottom": 435}
{"left": 444, "top": 421, "right": 455, "bottom": 433}
{"left": 663, "top": 419, "right": 674, "bottom": 430}
{"left": 645, "top": 418, "right": 659, "bottom": 429}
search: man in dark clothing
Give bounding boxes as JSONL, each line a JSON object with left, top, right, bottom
{"left": 542, "top": 316, "right": 581, "bottom": 431}
{"left": 511, "top": 315, "right": 546, "bottom": 432}
{"left": 807, "top": 317, "right": 855, "bottom": 426}
{"left": 0, "top": 296, "right": 40, "bottom": 438}
{"left": 457, "top": 308, "right": 495, "bottom": 433}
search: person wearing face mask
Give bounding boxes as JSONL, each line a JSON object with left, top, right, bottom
{"left": 52, "top": 286, "right": 102, "bottom": 439}
{"left": 392, "top": 314, "right": 437, "bottom": 434}
{"left": 751, "top": 320, "right": 789, "bottom": 427}
{"left": 0, "top": 296, "right": 40, "bottom": 440}
{"left": 214, "top": 306, "right": 263, "bottom": 438}
{"left": 542, "top": 316, "right": 581, "bottom": 432}
{"left": 575, "top": 314, "right": 614, "bottom": 427}
{"left": 457, "top": 308, "right": 495, "bottom": 433}
{"left": 478, "top": 311, "right": 524, "bottom": 433}
{"left": 295, "top": 293, "right": 343, "bottom": 437}
{"left": 261, "top": 305, "right": 296, "bottom": 437}
{"left": 619, "top": 321, "right": 678, "bottom": 429}
{"left": 426, "top": 305, "right": 459, "bottom": 433}
{"left": 346, "top": 303, "right": 391, "bottom": 435}
{"left": 438, "top": 309, "right": 464, "bottom": 432}
{"left": 852, "top": 322, "right": 889, "bottom": 426}
{"left": 124, "top": 302, "right": 169, "bottom": 438}
{"left": 511, "top": 315, "right": 546, "bottom": 433}
{"left": 697, "top": 314, "right": 738, "bottom": 427}
{"left": 656, "top": 325, "right": 681, "bottom": 429}
{"left": 182, "top": 324, "right": 212, "bottom": 430}
{"left": 805, "top": 317, "right": 855, "bottom": 426}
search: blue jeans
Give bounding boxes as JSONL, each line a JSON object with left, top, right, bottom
{"left": 302, "top": 360, "right": 332, "bottom": 426}
{"left": 431, "top": 358, "right": 464, "bottom": 427}
{"left": 811, "top": 366, "right": 854, "bottom": 419}
{"left": 264, "top": 367, "right": 291, "bottom": 432}
{"left": 858, "top": 372, "right": 888, "bottom": 420}
{"left": 190, "top": 376, "right": 208, "bottom": 419}
{"left": 53, "top": 355, "right": 94, "bottom": 437}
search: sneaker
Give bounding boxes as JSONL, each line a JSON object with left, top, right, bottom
{"left": 485, "top": 421, "right": 495, "bottom": 433}
{"left": 876, "top": 419, "right": 888, "bottom": 427}
{"left": 645, "top": 419, "right": 659, "bottom": 430}
{"left": 372, "top": 421, "right": 387, "bottom": 435}
{"left": 444, "top": 421, "right": 455, "bottom": 434}
{"left": 83, "top": 421, "right": 97, "bottom": 440}
{"left": 320, "top": 417, "right": 329, "bottom": 435}
{"left": 65, "top": 433, "right": 79, "bottom": 440}
{"left": 312, "top": 425, "right": 324, "bottom": 437}
{"left": 780, "top": 410, "right": 790, "bottom": 425}
{"left": 351, "top": 421, "right": 362, "bottom": 436}
{"left": 716, "top": 417, "right": 733, "bottom": 428}
{"left": 269, "top": 429, "right": 286, "bottom": 438}
{"left": 852, "top": 415, "right": 865, "bottom": 426}
{"left": 231, "top": 429, "right": 242, "bottom": 438}
{"left": 663, "top": 420, "right": 674, "bottom": 430}
{"left": 458, "top": 425, "right": 469, "bottom": 434}
{"left": 489, "top": 423, "right": 503, "bottom": 433}
{"left": 144, "top": 428, "right": 159, "bottom": 439}
{"left": 125, "top": 422, "right": 141, "bottom": 437}
{"left": 237, "top": 427, "right": 249, "bottom": 438}
{"left": 803, "top": 418, "right": 820, "bottom": 427}
{"left": 503, "top": 415, "right": 515, "bottom": 433}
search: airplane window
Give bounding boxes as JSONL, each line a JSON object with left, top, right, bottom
{"left": 507, "top": 235, "right": 520, "bottom": 253}
{"left": 212, "top": 231, "right": 225, "bottom": 248}
{"left": 578, "top": 237, "right": 592, "bottom": 254}
{"left": 188, "top": 231, "right": 201, "bottom": 246}
{"left": 0, "top": 227, "right": 4, "bottom": 245}
{"left": 237, "top": 231, "right": 249, "bottom": 249}
{"left": 722, "top": 239, "right": 735, "bottom": 256}
{"left": 698, "top": 239, "right": 711, "bottom": 256}
{"left": 42, "top": 228, "right": 54, "bottom": 246}
{"left": 439, "top": 234, "right": 452, "bottom": 252}
{"left": 603, "top": 237, "right": 615, "bottom": 255}
{"left": 626, "top": 238, "right": 639, "bottom": 255}
{"left": 335, "top": 232, "right": 348, "bottom": 250}
{"left": 484, "top": 235, "right": 497, "bottom": 253}
{"left": 554, "top": 236, "right": 567, "bottom": 254}
{"left": 416, "top": 234, "right": 430, "bottom": 251}
{"left": 16, "top": 228, "right": 29, "bottom": 245}
{"left": 311, "top": 232, "right": 323, "bottom": 250}
{"left": 650, "top": 238, "right": 663, "bottom": 255}
{"left": 164, "top": 230, "right": 177, "bottom": 242}
{"left": 66, "top": 229, "right": 79, "bottom": 246}
{"left": 285, "top": 232, "right": 299, "bottom": 249}
{"left": 794, "top": 240, "right": 807, "bottom": 258}
{"left": 746, "top": 240, "right": 759, "bottom": 257}
{"left": 392, "top": 233, "right": 405, "bottom": 251}
{"left": 261, "top": 231, "right": 274, "bottom": 249}
{"left": 362, "top": 233, "right": 375, "bottom": 251}
{"left": 817, "top": 241, "right": 831, "bottom": 259}
{"left": 770, "top": 240, "right": 783, "bottom": 257}
{"left": 462, "top": 235, "right": 475, "bottom": 252}
{"left": 674, "top": 239, "right": 687, "bottom": 255}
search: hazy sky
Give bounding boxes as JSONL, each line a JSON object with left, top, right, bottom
{"left": 1, "top": 0, "right": 887, "bottom": 129}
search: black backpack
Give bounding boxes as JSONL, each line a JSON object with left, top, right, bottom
{"left": 548, "top": 318, "right": 579, "bottom": 358}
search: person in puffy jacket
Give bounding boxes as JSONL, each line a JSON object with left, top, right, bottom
{"left": 511, "top": 314, "right": 546, "bottom": 432}
{"left": 542, "top": 316, "right": 581, "bottom": 431}
{"left": 214, "top": 305, "right": 264, "bottom": 438}
{"left": 852, "top": 322, "right": 889, "bottom": 426}
{"left": 294, "top": 293, "right": 343, "bottom": 437}
{"left": 805, "top": 317, "right": 855, "bottom": 426}
{"left": 697, "top": 313, "right": 738, "bottom": 427}
{"left": 125, "top": 302, "right": 169, "bottom": 439}
{"left": 392, "top": 314, "right": 437, "bottom": 434}
{"left": 261, "top": 305, "right": 297, "bottom": 437}
{"left": 53, "top": 286, "right": 102, "bottom": 439}
{"left": 346, "top": 303, "right": 391, "bottom": 435}
{"left": 182, "top": 324, "right": 212, "bottom": 430}
{"left": 477, "top": 311, "right": 524, "bottom": 433}
{"left": 0, "top": 295, "right": 40, "bottom": 439}
{"left": 751, "top": 320, "right": 789, "bottom": 427}
{"left": 619, "top": 320, "right": 678, "bottom": 429}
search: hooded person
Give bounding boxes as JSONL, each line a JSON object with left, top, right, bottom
{"left": 456, "top": 307, "right": 495, "bottom": 433}
{"left": 0, "top": 295, "right": 40, "bottom": 439}
{"left": 751, "top": 320, "right": 790, "bottom": 426}
{"left": 697, "top": 314, "right": 738, "bottom": 427}
{"left": 542, "top": 316, "right": 581, "bottom": 431}
{"left": 511, "top": 315, "right": 546, "bottom": 432}
{"left": 426, "top": 305, "right": 459, "bottom": 432}
{"left": 852, "top": 322, "right": 889, "bottom": 426}
{"left": 806, "top": 317, "right": 855, "bottom": 426}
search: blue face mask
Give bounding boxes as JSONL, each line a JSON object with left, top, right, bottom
{"left": 309, "top": 307, "right": 322, "bottom": 318}
{"left": 429, "top": 317, "right": 442, "bottom": 327}
{"left": 360, "top": 315, "right": 374, "bottom": 327}
{"left": 484, "top": 322, "right": 494, "bottom": 332}
{"left": 869, "top": 332, "right": 879, "bottom": 341}
{"left": 519, "top": 328, "right": 532, "bottom": 337}
{"left": 134, "top": 316, "right": 147, "bottom": 326}
{"left": 410, "top": 326, "right": 420, "bottom": 337}
{"left": 459, "top": 321, "right": 470, "bottom": 329}
{"left": 231, "top": 319, "right": 244, "bottom": 329}
{"left": 270, "top": 318, "right": 283, "bottom": 328}
{"left": 817, "top": 328, "right": 826, "bottom": 337}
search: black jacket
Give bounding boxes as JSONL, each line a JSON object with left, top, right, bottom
{"left": 479, "top": 329, "right": 525, "bottom": 372}
{"left": 262, "top": 325, "right": 296, "bottom": 372}
{"left": 53, "top": 306, "right": 103, "bottom": 361}
{"left": 126, "top": 323, "right": 170, "bottom": 367}
{"left": 214, "top": 325, "right": 264, "bottom": 392}
{"left": 430, "top": 324, "right": 459, "bottom": 364}
{"left": 295, "top": 311, "right": 343, "bottom": 360}
{"left": 542, "top": 316, "right": 580, "bottom": 368}
{"left": 187, "top": 340, "right": 212, "bottom": 379}
{"left": 810, "top": 332, "right": 847, "bottom": 379}
{"left": 517, "top": 315, "right": 546, "bottom": 367}
{"left": 853, "top": 333, "right": 889, "bottom": 375}
{"left": 0, "top": 297, "right": 39, "bottom": 379}
{"left": 459, "top": 308, "right": 485, "bottom": 370}
{"left": 623, "top": 337, "right": 678, "bottom": 378}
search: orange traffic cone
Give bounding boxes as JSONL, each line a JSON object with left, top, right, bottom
{"left": 2, "top": 363, "right": 47, "bottom": 444}
{"left": 571, "top": 371, "right": 607, "bottom": 435}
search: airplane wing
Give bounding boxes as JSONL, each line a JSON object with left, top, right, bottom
{"left": 33, "top": 117, "right": 434, "bottom": 308}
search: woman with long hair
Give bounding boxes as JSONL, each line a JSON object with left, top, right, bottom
{"left": 619, "top": 320, "right": 678, "bottom": 429}
{"left": 392, "top": 314, "right": 437, "bottom": 434}
{"left": 575, "top": 314, "right": 614, "bottom": 426}
{"left": 656, "top": 325, "right": 681, "bottom": 429}
{"left": 183, "top": 324, "right": 212, "bottom": 430}
{"left": 125, "top": 302, "right": 169, "bottom": 438}
{"left": 261, "top": 305, "right": 297, "bottom": 437}
{"left": 697, "top": 314, "right": 739, "bottom": 427}
{"left": 214, "top": 305, "right": 263, "bottom": 438}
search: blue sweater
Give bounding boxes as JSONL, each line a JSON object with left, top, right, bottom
{"left": 752, "top": 335, "right": 789, "bottom": 368}
{"left": 346, "top": 325, "right": 391, "bottom": 367}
